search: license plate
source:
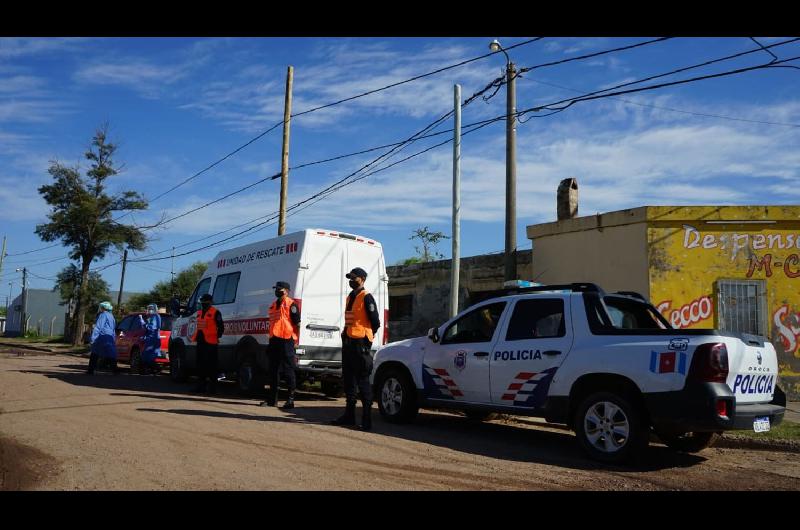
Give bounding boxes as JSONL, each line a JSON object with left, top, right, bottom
{"left": 753, "top": 416, "right": 771, "bottom": 433}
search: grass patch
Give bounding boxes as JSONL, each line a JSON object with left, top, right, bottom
{"left": 730, "top": 420, "right": 800, "bottom": 441}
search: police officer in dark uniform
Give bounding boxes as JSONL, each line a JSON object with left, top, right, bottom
{"left": 192, "top": 293, "right": 224, "bottom": 394}
{"left": 260, "top": 281, "right": 301, "bottom": 409}
{"left": 331, "top": 267, "right": 381, "bottom": 431}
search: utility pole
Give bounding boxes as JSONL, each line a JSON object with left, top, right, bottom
{"left": 117, "top": 249, "right": 128, "bottom": 311}
{"left": 450, "top": 84, "right": 461, "bottom": 320}
{"left": 171, "top": 246, "right": 176, "bottom": 293}
{"left": 490, "top": 39, "right": 518, "bottom": 283}
{"left": 16, "top": 267, "right": 27, "bottom": 334}
{"left": 504, "top": 59, "right": 518, "bottom": 283}
{"left": 278, "top": 65, "right": 294, "bottom": 236}
{"left": 0, "top": 236, "right": 6, "bottom": 284}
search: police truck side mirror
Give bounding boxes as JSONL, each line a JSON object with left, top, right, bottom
{"left": 427, "top": 327, "right": 440, "bottom": 343}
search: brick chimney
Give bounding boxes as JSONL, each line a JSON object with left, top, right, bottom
{"left": 557, "top": 178, "right": 578, "bottom": 221}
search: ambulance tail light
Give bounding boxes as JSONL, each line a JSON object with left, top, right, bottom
{"left": 687, "top": 342, "right": 729, "bottom": 384}
{"left": 383, "top": 309, "right": 389, "bottom": 345}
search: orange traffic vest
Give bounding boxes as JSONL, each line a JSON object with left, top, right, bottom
{"left": 345, "top": 290, "right": 374, "bottom": 341}
{"left": 192, "top": 306, "right": 219, "bottom": 345}
{"left": 269, "top": 296, "right": 298, "bottom": 341}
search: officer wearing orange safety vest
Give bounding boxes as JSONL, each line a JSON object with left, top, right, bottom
{"left": 331, "top": 267, "right": 381, "bottom": 431}
{"left": 192, "top": 293, "right": 224, "bottom": 394}
{"left": 260, "top": 281, "right": 301, "bottom": 409}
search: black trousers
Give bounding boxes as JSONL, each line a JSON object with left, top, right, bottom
{"left": 88, "top": 351, "right": 117, "bottom": 373}
{"left": 196, "top": 338, "right": 219, "bottom": 390}
{"left": 268, "top": 337, "right": 296, "bottom": 400}
{"left": 341, "top": 336, "right": 373, "bottom": 403}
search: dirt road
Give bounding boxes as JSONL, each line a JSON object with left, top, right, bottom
{"left": 1, "top": 352, "right": 799, "bottom": 491}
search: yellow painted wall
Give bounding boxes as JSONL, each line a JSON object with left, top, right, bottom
{"left": 647, "top": 206, "right": 800, "bottom": 397}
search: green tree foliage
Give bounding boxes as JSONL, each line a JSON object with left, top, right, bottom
{"left": 53, "top": 264, "right": 111, "bottom": 330}
{"left": 126, "top": 261, "right": 208, "bottom": 311}
{"left": 35, "top": 125, "right": 148, "bottom": 344}
{"left": 409, "top": 226, "right": 449, "bottom": 262}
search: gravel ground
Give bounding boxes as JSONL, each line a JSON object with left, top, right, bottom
{"left": 2, "top": 352, "right": 799, "bottom": 491}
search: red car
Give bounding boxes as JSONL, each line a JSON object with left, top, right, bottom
{"left": 115, "top": 312, "right": 174, "bottom": 373}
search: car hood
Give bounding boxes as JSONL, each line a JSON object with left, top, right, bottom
{"left": 376, "top": 336, "right": 428, "bottom": 357}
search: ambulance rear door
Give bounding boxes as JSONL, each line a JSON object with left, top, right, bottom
{"left": 298, "top": 231, "right": 348, "bottom": 365}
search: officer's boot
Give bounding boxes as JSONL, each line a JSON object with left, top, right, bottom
{"left": 281, "top": 390, "right": 295, "bottom": 410}
{"left": 359, "top": 400, "right": 373, "bottom": 431}
{"left": 330, "top": 400, "right": 357, "bottom": 426}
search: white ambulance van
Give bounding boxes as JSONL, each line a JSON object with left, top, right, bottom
{"left": 168, "top": 229, "right": 389, "bottom": 395}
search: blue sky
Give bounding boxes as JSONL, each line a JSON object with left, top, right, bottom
{"left": 1, "top": 36, "right": 800, "bottom": 298}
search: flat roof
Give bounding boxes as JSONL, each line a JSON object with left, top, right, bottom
{"left": 527, "top": 205, "right": 800, "bottom": 239}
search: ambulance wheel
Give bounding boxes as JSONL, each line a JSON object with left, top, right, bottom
{"left": 130, "top": 348, "right": 142, "bottom": 375}
{"left": 376, "top": 367, "right": 418, "bottom": 424}
{"left": 657, "top": 431, "right": 719, "bottom": 453}
{"left": 464, "top": 410, "right": 497, "bottom": 422}
{"left": 575, "top": 392, "right": 648, "bottom": 464}
{"left": 237, "top": 357, "right": 264, "bottom": 396}
{"left": 169, "top": 344, "right": 189, "bottom": 383}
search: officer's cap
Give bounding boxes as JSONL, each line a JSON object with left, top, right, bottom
{"left": 273, "top": 281, "right": 291, "bottom": 290}
{"left": 199, "top": 294, "right": 213, "bottom": 302}
{"left": 345, "top": 267, "right": 368, "bottom": 280}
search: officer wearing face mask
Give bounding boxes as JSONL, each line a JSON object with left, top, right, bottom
{"left": 260, "top": 281, "right": 301, "bottom": 409}
{"left": 331, "top": 267, "right": 381, "bottom": 431}
{"left": 191, "top": 293, "right": 224, "bottom": 394}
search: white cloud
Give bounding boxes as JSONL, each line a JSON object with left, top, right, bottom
{"left": 73, "top": 61, "right": 188, "bottom": 98}
{"left": 0, "top": 176, "right": 49, "bottom": 221}
{"left": 181, "top": 39, "right": 502, "bottom": 133}
{"left": 0, "top": 38, "right": 89, "bottom": 59}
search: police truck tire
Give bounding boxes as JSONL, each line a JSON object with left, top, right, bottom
{"left": 169, "top": 344, "right": 189, "bottom": 383}
{"left": 376, "top": 367, "right": 418, "bottom": 423}
{"left": 657, "top": 431, "right": 719, "bottom": 453}
{"left": 574, "top": 391, "right": 649, "bottom": 464}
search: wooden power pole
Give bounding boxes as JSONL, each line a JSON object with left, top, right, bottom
{"left": 278, "top": 65, "right": 294, "bottom": 235}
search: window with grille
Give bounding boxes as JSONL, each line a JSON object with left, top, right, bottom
{"left": 715, "top": 279, "right": 767, "bottom": 336}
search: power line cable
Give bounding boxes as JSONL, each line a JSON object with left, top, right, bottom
{"left": 134, "top": 37, "right": 546, "bottom": 209}
{"left": 5, "top": 243, "right": 61, "bottom": 257}
{"left": 525, "top": 78, "right": 800, "bottom": 127}
{"left": 524, "top": 53, "right": 800, "bottom": 117}
{"left": 518, "top": 37, "right": 674, "bottom": 74}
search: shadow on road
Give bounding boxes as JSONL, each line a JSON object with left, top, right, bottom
{"left": 13, "top": 364, "right": 335, "bottom": 406}
{"left": 13, "top": 362, "right": 707, "bottom": 473}
{"left": 133, "top": 403, "right": 707, "bottom": 473}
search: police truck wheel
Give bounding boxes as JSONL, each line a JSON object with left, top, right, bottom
{"left": 130, "top": 349, "right": 142, "bottom": 375}
{"left": 657, "top": 431, "right": 718, "bottom": 453}
{"left": 376, "top": 368, "right": 418, "bottom": 423}
{"left": 237, "top": 357, "right": 264, "bottom": 396}
{"left": 574, "top": 391, "right": 648, "bottom": 464}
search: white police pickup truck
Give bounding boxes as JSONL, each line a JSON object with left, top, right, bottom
{"left": 372, "top": 283, "right": 786, "bottom": 464}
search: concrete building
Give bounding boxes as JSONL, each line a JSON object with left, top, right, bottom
{"left": 387, "top": 252, "right": 532, "bottom": 342}
{"left": 527, "top": 205, "right": 800, "bottom": 399}
{"left": 5, "top": 289, "right": 145, "bottom": 337}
